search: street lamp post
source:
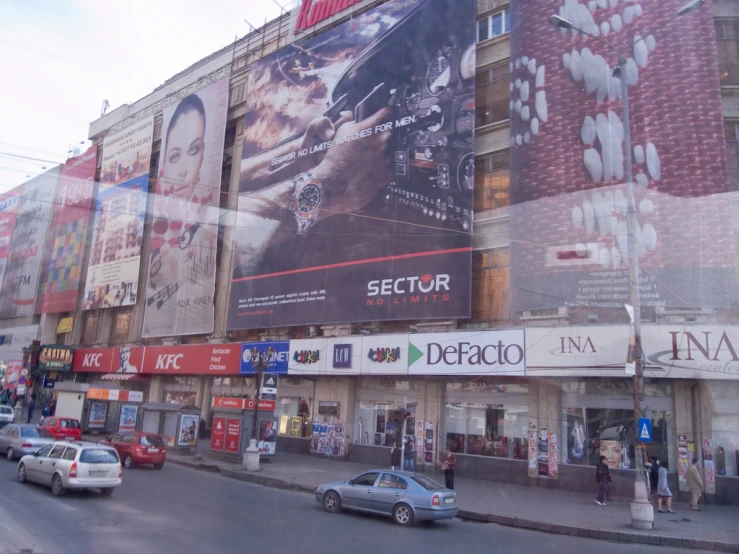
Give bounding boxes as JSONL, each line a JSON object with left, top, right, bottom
{"left": 244, "top": 346, "right": 274, "bottom": 471}
{"left": 549, "top": 0, "right": 703, "bottom": 529}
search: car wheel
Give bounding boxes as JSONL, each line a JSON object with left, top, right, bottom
{"left": 153, "top": 463, "right": 164, "bottom": 470}
{"left": 393, "top": 503, "right": 414, "bottom": 526}
{"left": 51, "top": 474, "right": 65, "bottom": 497}
{"left": 100, "top": 488, "right": 115, "bottom": 497}
{"left": 323, "top": 491, "right": 342, "bottom": 513}
{"left": 6, "top": 447, "right": 13, "bottom": 461}
{"left": 17, "top": 463, "right": 27, "bottom": 483}
{"left": 123, "top": 455, "right": 133, "bottom": 468}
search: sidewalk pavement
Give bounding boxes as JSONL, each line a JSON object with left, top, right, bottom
{"left": 165, "top": 449, "right": 739, "bottom": 552}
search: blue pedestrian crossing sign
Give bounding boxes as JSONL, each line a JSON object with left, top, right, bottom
{"left": 639, "top": 418, "right": 652, "bottom": 442}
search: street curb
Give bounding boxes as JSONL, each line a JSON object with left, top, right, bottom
{"left": 170, "top": 458, "right": 739, "bottom": 552}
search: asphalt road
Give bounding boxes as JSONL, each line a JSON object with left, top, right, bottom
{"left": 0, "top": 457, "right": 712, "bottom": 554}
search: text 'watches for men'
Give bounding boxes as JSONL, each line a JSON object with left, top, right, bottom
{"left": 290, "top": 171, "right": 324, "bottom": 234}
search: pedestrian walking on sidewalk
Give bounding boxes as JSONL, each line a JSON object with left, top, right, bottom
{"left": 657, "top": 460, "right": 674, "bottom": 513}
{"left": 26, "top": 395, "right": 36, "bottom": 424}
{"left": 687, "top": 458, "right": 704, "bottom": 511}
{"left": 404, "top": 437, "right": 415, "bottom": 472}
{"left": 595, "top": 455, "right": 612, "bottom": 505}
{"left": 442, "top": 448, "right": 456, "bottom": 490}
{"left": 648, "top": 458, "right": 660, "bottom": 503}
{"left": 390, "top": 441, "right": 402, "bottom": 470}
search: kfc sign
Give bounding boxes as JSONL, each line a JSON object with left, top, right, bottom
{"left": 294, "top": 0, "right": 361, "bottom": 33}
{"left": 142, "top": 344, "right": 241, "bottom": 375}
{"left": 155, "top": 354, "right": 184, "bottom": 371}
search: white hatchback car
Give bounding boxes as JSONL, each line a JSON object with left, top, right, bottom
{"left": 17, "top": 440, "right": 122, "bottom": 497}
{"left": 0, "top": 405, "right": 14, "bottom": 426}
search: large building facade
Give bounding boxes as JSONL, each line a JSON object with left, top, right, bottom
{"left": 2, "top": 0, "right": 739, "bottom": 505}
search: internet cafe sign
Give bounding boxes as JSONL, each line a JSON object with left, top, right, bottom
{"left": 408, "top": 330, "right": 526, "bottom": 376}
{"left": 526, "top": 325, "right": 739, "bottom": 380}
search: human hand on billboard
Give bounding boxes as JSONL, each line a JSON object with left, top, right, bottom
{"left": 313, "top": 107, "right": 393, "bottom": 215}
{"left": 300, "top": 111, "right": 354, "bottom": 152}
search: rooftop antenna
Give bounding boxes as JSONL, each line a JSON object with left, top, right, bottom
{"left": 244, "top": 19, "right": 262, "bottom": 33}
{"left": 101, "top": 99, "right": 110, "bottom": 117}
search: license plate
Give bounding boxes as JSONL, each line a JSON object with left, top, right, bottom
{"left": 89, "top": 470, "right": 108, "bottom": 477}
{"left": 444, "top": 497, "right": 455, "bottom": 504}
{"left": 148, "top": 448, "right": 158, "bottom": 453}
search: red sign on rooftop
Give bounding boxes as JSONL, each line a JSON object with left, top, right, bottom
{"left": 294, "top": 0, "right": 362, "bottom": 33}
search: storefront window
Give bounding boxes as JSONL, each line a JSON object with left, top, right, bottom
{"left": 444, "top": 403, "right": 528, "bottom": 459}
{"left": 212, "top": 377, "right": 254, "bottom": 397}
{"left": 276, "top": 397, "right": 312, "bottom": 437}
{"left": 712, "top": 414, "right": 739, "bottom": 477}
{"left": 561, "top": 407, "right": 672, "bottom": 468}
{"left": 355, "top": 401, "right": 416, "bottom": 447}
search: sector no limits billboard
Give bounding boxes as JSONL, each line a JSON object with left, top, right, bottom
{"left": 229, "top": 0, "right": 476, "bottom": 329}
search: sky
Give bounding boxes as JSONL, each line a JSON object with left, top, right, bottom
{"left": 0, "top": 0, "right": 297, "bottom": 193}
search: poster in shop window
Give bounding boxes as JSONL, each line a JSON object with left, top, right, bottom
{"left": 538, "top": 429, "right": 549, "bottom": 477}
{"left": 678, "top": 434, "right": 689, "bottom": 483}
{"left": 178, "top": 414, "right": 199, "bottom": 447}
{"left": 258, "top": 419, "right": 278, "bottom": 455}
{"left": 88, "top": 401, "right": 108, "bottom": 430}
{"left": 211, "top": 417, "right": 226, "bottom": 451}
{"left": 118, "top": 405, "right": 138, "bottom": 432}
{"left": 703, "top": 438, "right": 715, "bottom": 494}
{"left": 228, "top": 0, "right": 475, "bottom": 330}
{"left": 142, "top": 79, "right": 229, "bottom": 338}
{"left": 225, "top": 419, "right": 241, "bottom": 454}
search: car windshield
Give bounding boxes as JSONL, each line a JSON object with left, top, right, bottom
{"left": 62, "top": 420, "right": 80, "bottom": 429}
{"left": 80, "top": 449, "right": 119, "bottom": 464}
{"left": 20, "top": 427, "right": 50, "bottom": 438}
{"left": 139, "top": 435, "right": 164, "bottom": 447}
{"left": 409, "top": 475, "right": 445, "bottom": 491}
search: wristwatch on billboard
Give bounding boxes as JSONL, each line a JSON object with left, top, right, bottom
{"left": 290, "top": 171, "right": 324, "bottom": 234}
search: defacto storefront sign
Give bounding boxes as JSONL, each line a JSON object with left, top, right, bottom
{"left": 525, "top": 325, "right": 739, "bottom": 380}
{"left": 408, "top": 330, "right": 526, "bottom": 376}
{"left": 73, "top": 344, "right": 241, "bottom": 375}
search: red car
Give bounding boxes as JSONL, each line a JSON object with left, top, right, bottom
{"left": 41, "top": 417, "right": 82, "bottom": 441}
{"left": 101, "top": 432, "right": 166, "bottom": 469}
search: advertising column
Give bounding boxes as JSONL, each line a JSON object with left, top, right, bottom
{"left": 509, "top": 0, "right": 737, "bottom": 311}
{"left": 35, "top": 145, "right": 98, "bottom": 314}
{"left": 0, "top": 169, "right": 59, "bottom": 318}
{"left": 228, "top": 0, "right": 476, "bottom": 329}
{"left": 142, "top": 79, "right": 229, "bottom": 337}
{"left": 82, "top": 117, "right": 153, "bottom": 310}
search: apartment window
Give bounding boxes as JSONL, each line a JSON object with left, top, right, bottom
{"left": 475, "top": 150, "right": 510, "bottom": 211}
{"left": 716, "top": 20, "right": 739, "bottom": 86}
{"left": 476, "top": 64, "right": 510, "bottom": 128}
{"left": 110, "top": 307, "right": 133, "bottom": 344}
{"left": 82, "top": 311, "right": 101, "bottom": 345}
{"left": 478, "top": 9, "right": 511, "bottom": 43}
{"left": 471, "top": 250, "right": 510, "bottom": 323}
{"left": 726, "top": 121, "right": 739, "bottom": 192}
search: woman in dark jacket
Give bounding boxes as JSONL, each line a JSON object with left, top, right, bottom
{"left": 595, "top": 455, "right": 612, "bottom": 505}
{"left": 390, "top": 441, "right": 402, "bottom": 470}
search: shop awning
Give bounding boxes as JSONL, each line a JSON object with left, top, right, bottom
{"left": 100, "top": 373, "right": 148, "bottom": 382}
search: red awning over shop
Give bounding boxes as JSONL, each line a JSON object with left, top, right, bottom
{"left": 100, "top": 373, "right": 149, "bottom": 382}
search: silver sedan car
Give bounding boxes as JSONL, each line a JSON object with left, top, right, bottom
{"left": 18, "top": 441, "right": 122, "bottom": 497}
{"left": 315, "top": 470, "right": 457, "bottom": 526}
{"left": 0, "top": 424, "right": 54, "bottom": 460}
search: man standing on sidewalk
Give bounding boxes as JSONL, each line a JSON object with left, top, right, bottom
{"left": 687, "top": 458, "right": 704, "bottom": 511}
{"left": 595, "top": 455, "right": 612, "bottom": 506}
{"left": 390, "top": 442, "right": 402, "bottom": 470}
{"left": 442, "top": 448, "right": 456, "bottom": 490}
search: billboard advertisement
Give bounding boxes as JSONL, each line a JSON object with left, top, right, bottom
{"left": 100, "top": 117, "right": 153, "bottom": 188}
{"left": 83, "top": 116, "right": 153, "bottom": 310}
{"left": 229, "top": 0, "right": 476, "bottom": 329}
{"left": 0, "top": 186, "right": 21, "bottom": 292}
{"left": 0, "top": 169, "right": 58, "bottom": 319}
{"left": 509, "top": 0, "right": 736, "bottom": 311}
{"left": 142, "top": 79, "right": 229, "bottom": 337}
{"left": 35, "top": 145, "right": 98, "bottom": 314}
{"left": 81, "top": 175, "right": 147, "bottom": 309}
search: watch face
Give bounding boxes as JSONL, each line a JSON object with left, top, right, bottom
{"left": 296, "top": 182, "right": 322, "bottom": 217}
